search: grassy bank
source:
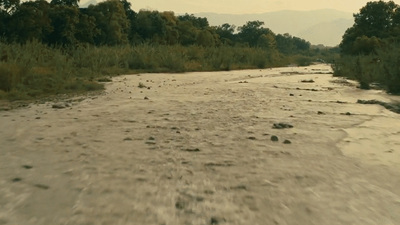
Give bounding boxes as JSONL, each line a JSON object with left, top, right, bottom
{"left": 0, "top": 41, "right": 325, "bottom": 101}
{"left": 333, "top": 44, "right": 400, "bottom": 94}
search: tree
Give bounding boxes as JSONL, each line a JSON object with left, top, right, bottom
{"left": 0, "top": 0, "right": 20, "bottom": 14}
{"left": 352, "top": 35, "right": 382, "bottom": 54}
{"left": 276, "top": 33, "right": 295, "bottom": 54}
{"left": 177, "top": 14, "right": 209, "bottom": 29}
{"left": 50, "top": 0, "right": 79, "bottom": 7}
{"left": 340, "top": 0, "right": 399, "bottom": 54}
{"left": 46, "top": 5, "right": 80, "bottom": 45}
{"left": 215, "top": 23, "right": 236, "bottom": 45}
{"left": 238, "top": 21, "right": 273, "bottom": 47}
{"left": 196, "top": 29, "right": 215, "bottom": 47}
{"left": 7, "top": 0, "right": 53, "bottom": 43}
{"left": 176, "top": 20, "right": 197, "bottom": 45}
{"left": 87, "top": 0, "right": 130, "bottom": 45}
{"left": 118, "top": 0, "right": 137, "bottom": 42}
{"left": 257, "top": 33, "right": 276, "bottom": 49}
{"left": 75, "top": 8, "right": 99, "bottom": 44}
{"left": 292, "top": 36, "right": 310, "bottom": 51}
{"left": 134, "top": 10, "right": 166, "bottom": 42}
{"left": 160, "top": 11, "right": 179, "bottom": 45}
{"left": 0, "top": 8, "right": 10, "bottom": 38}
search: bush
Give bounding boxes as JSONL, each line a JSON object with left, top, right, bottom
{"left": 0, "top": 41, "right": 328, "bottom": 100}
{"left": 333, "top": 44, "right": 400, "bottom": 94}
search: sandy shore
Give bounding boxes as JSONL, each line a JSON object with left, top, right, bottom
{"left": 1, "top": 64, "right": 400, "bottom": 225}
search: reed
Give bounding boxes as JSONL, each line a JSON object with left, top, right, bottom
{"left": 0, "top": 41, "right": 326, "bottom": 100}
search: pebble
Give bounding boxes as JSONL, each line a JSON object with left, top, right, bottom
{"left": 52, "top": 102, "right": 71, "bottom": 109}
{"left": 273, "top": 123, "right": 294, "bottom": 129}
{"left": 271, "top": 136, "right": 279, "bottom": 142}
{"left": 283, "top": 140, "right": 292, "bottom": 144}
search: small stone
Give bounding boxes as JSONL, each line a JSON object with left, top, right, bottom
{"left": 22, "top": 165, "right": 33, "bottom": 169}
{"left": 12, "top": 177, "right": 22, "bottom": 182}
{"left": 289, "top": 93, "right": 294, "bottom": 96}
{"left": 175, "top": 200, "right": 186, "bottom": 209}
{"left": 317, "top": 111, "right": 325, "bottom": 115}
{"left": 144, "top": 97, "right": 149, "bottom": 100}
{"left": 52, "top": 102, "right": 71, "bottom": 109}
{"left": 34, "top": 184, "right": 50, "bottom": 190}
{"left": 231, "top": 185, "right": 247, "bottom": 190}
{"left": 273, "top": 123, "right": 294, "bottom": 129}
{"left": 283, "top": 140, "right": 292, "bottom": 144}
{"left": 145, "top": 140, "right": 156, "bottom": 145}
{"left": 248, "top": 137, "right": 257, "bottom": 140}
{"left": 182, "top": 148, "right": 200, "bottom": 152}
{"left": 123, "top": 137, "right": 133, "bottom": 141}
{"left": 0, "top": 106, "right": 11, "bottom": 111}
{"left": 271, "top": 136, "right": 279, "bottom": 142}
{"left": 210, "top": 216, "right": 225, "bottom": 225}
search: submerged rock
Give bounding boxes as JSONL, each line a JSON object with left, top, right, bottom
{"left": 52, "top": 102, "right": 71, "bottom": 109}
{"left": 271, "top": 135, "right": 279, "bottom": 142}
{"left": 273, "top": 123, "right": 294, "bottom": 129}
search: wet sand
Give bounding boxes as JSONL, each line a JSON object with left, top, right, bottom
{"left": 1, "top": 64, "right": 400, "bottom": 225}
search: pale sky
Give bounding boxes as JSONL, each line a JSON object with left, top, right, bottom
{"left": 130, "top": 0, "right": 400, "bottom": 14}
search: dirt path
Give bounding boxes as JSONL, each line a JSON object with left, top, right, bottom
{"left": 1, "top": 65, "right": 400, "bottom": 225}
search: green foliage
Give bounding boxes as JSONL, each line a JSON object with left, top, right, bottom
{"left": 46, "top": 5, "right": 80, "bottom": 45}
{"left": 238, "top": 21, "right": 273, "bottom": 47}
{"left": 0, "top": 41, "right": 103, "bottom": 99}
{"left": 196, "top": 29, "right": 216, "bottom": 47}
{"left": 0, "top": 0, "right": 20, "bottom": 14}
{"left": 215, "top": 23, "right": 236, "bottom": 45}
{"left": 1, "top": 0, "right": 313, "bottom": 54}
{"left": 87, "top": 0, "right": 130, "bottom": 45}
{"left": 0, "top": 0, "right": 335, "bottom": 100}
{"left": 177, "top": 14, "right": 209, "bottom": 29}
{"left": 340, "top": 0, "right": 400, "bottom": 55}
{"left": 135, "top": 10, "right": 166, "bottom": 42}
{"left": 377, "top": 46, "right": 400, "bottom": 93}
{"left": 7, "top": 0, "right": 53, "bottom": 43}
{"left": 334, "top": 43, "right": 400, "bottom": 93}
{"left": 335, "top": 1, "right": 400, "bottom": 94}
{"left": 50, "top": 0, "right": 79, "bottom": 7}
{"left": 276, "top": 33, "right": 311, "bottom": 54}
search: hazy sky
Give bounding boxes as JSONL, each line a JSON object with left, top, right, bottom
{"left": 130, "top": 0, "right": 400, "bottom": 14}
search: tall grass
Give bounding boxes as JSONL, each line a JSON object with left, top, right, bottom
{"left": 0, "top": 41, "right": 322, "bottom": 100}
{"left": 333, "top": 45, "right": 400, "bottom": 94}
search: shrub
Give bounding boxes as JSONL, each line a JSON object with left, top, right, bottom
{"left": 333, "top": 45, "right": 400, "bottom": 94}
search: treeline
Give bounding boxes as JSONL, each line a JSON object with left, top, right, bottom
{"left": 0, "top": 0, "right": 311, "bottom": 52}
{"left": 0, "top": 0, "right": 337, "bottom": 100}
{"left": 334, "top": 0, "right": 400, "bottom": 94}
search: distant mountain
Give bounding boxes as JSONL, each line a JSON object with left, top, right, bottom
{"left": 298, "top": 19, "right": 353, "bottom": 46}
{"left": 195, "top": 9, "right": 354, "bottom": 46}
{"left": 79, "top": 0, "right": 97, "bottom": 8}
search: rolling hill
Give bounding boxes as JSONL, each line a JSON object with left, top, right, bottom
{"left": 195, "top": 9, "right": 354, "bottom": 46}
